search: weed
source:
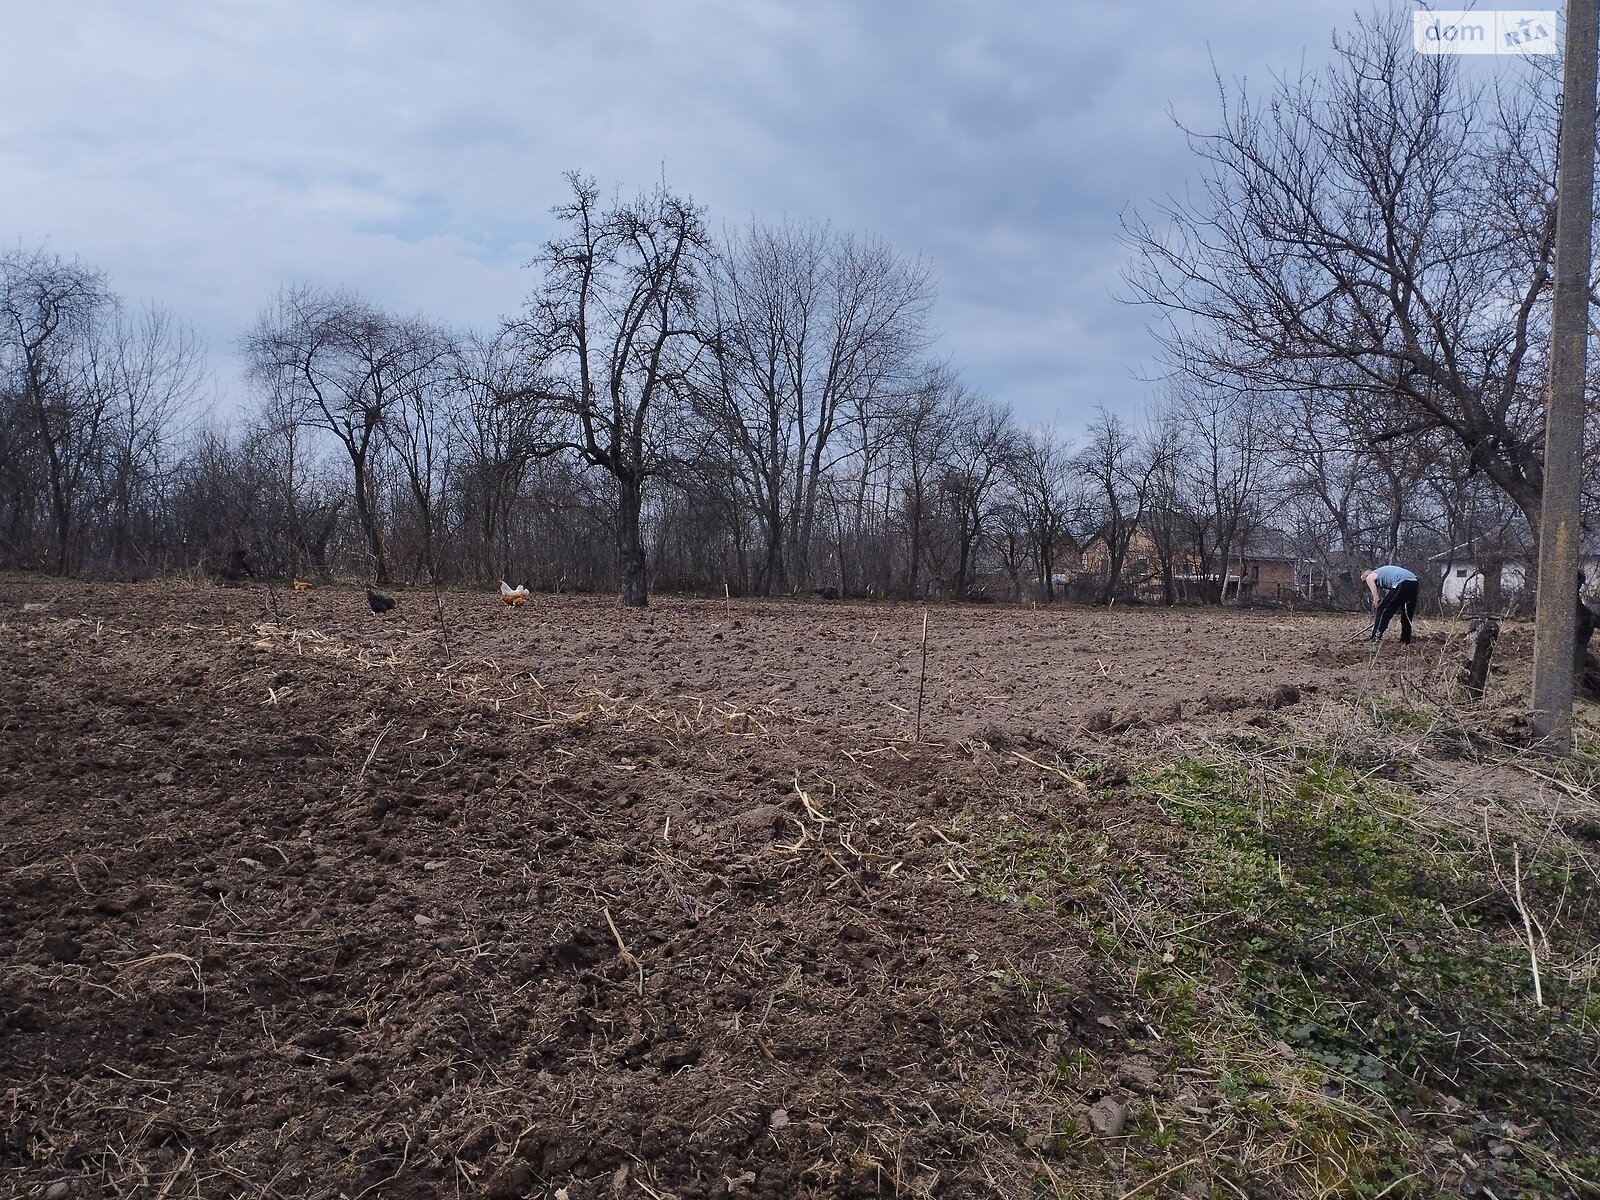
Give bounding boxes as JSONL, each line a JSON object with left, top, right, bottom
{"left": 955, "top": 717, "right": 1600, "bottom": 1198}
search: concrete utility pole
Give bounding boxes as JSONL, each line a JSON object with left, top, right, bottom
{"left": 1532, "top": 0, "right": 1600, "bottom": 752}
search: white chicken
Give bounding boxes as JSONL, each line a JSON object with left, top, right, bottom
{"left": 499, "top": 579, "right": 530, "bottom": 607}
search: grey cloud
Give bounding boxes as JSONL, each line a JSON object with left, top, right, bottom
{"left": 2, "top": 0, "right": 1365, "bottom": 424}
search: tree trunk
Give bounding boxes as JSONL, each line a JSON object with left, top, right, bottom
{"left": 760, "top": 514, "right": 783, "bottom": 596}
{"left": 1100, "top": 537, "right": 1127, "bottom": 605}
{"left": 351, "top": 464, "right": 389, "bottom": 584}
{"left": 1155, "top": 535, "right": 1177, "bottom": 606}
{"left": 110, "top": 483, "right": 132, "bottom": 570}
{"left": 906, "top": 493, "right": 924, "bottom": 599}
{"left": 956, "top": 516, "right": 975, "bottom": 599}
{"left": 1482, "top": 559, "right": 1503, "bottom": 613}
{"left": 421, "top": 508, "right": 438, "bottom": 584}
{"left": 48, "top": 471, "right": 71, "bottom": 576}
{"left": 1577, "top": 591, "right": 1596, "bottom": 686}
{"left": 37, "top": 425, "right": 73, "bottom": 575}
{"left": 52, "top": 518, "right": 70, "bottom": 576}
{"left": 618, "top": 473, "right": 649, "bottom": 608}
{"left": 1464, "top": 617, "right": 1499, "bottom": 701}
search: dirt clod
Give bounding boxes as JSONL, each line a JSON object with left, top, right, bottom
{"left": 1118, "top": 1062, "right": 1162, "bottom": 1093}
{"left": 1088, "top": 1097, "right": 1131, "bottom": 1138}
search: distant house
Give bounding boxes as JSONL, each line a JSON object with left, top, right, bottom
{"left": 1429, "top": 540, "right": 1530, "bottom": 607}
{"left": 1437, "top": 559, "right": 1526, "bottom": 605}
{"left": 1237, "top": 530, "right": 1322, "bottom": 601}
{"left": 1078, "top": 524, "right": 1324, "bottom": 602}
{"left": 1078, "top": 527, "right": 1158, "bottom": 594}
{"left": 1432, "top": 555, "right": 1600, "bottom": 605}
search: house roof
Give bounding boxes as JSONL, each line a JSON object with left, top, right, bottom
{"left": 1427, "top": 535, "right": 1537, "bottom": 562}
{"left": 1237, "top": 528, "right": 1303, "bottom": 562}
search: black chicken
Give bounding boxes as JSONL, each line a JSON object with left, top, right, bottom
{"left": 366, "top": 588, "right": 396, "bottom": 614}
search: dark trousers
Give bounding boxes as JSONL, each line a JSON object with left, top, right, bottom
{"left": 1374, "top": 579, "right": 1419, "bottom": 644}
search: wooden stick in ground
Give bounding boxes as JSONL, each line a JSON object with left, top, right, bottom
{"left": 262, "top": 571, "right": 284, "bottom": 627}
{"left": 915, "top": 608, "right": 929, "bottom": 742}
{"left": 432, "top": 582, "right": 452, "bottom": 658}
{"left": 1464, "top": 616, "right": 1499, "bottom": 701}
{"left": 724, "top": 581, "right": 731, "bottom": 620}
{"left": 256, "top": 535, "right": 283, "bottom": 625}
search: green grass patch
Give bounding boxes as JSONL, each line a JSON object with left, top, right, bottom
{"left": 957, "top": 735, "right": 1600, "bottom": 1197}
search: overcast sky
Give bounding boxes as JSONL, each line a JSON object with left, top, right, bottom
{"left": 3, "top": 1, "right": 1404, "bottom": 430}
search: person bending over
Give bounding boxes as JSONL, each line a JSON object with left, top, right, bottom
{"left": 1363, "top": 564, "right": 1419, "bottom": 645}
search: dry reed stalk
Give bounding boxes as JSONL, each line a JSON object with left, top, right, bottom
{"left": 354, "top": 720, "right": 396, "bottom": 785}
{"left": 1009, "top": 749, "right": 1087, "bottom": 790}
{"left": 602, "top": 906, "right": 645, "bottom": 996}
{"left": 1513, "top": 846, "right": 1545, "bottom": 1006}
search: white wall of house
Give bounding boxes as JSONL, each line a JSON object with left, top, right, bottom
{"left": 1439, "top": 558, "right": 1600, "bottom": 604}
{"left": 1440, "top": 560, "right": 1527, "bottom": 605}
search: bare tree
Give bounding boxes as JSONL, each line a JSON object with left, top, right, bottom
{"left": 451, "top": 330, "right": 564, "bottom": 582}
{"left": 1267, "top": 388, "right": 1379, "bottom": 590}
{"left": 1125, "top": 10, "right": 1560, "bottom": 536}
{"left": 91, "top": 305, "right": 205, "bottom": 569}
{"left": 245, "top": 285, "right": 447, "bottom": 583}
{"left": 382, "top": 327, "right": 457, "bottom": 583}
{"left": 698, "top": 221, "right": 814, "bottom": 594}
{"left": 242, "top": 385, "right": 348, "bottom": 580}
{"left": 893, "top": 364, "right": 966, "bottom": 597}
{"left": 789, "top": 232, "right": 934, "bottom": 589}
{"left": 700, "top": 220, "right": 935, "bottom": 593}
{"left": 1422, "top": 459, "right": 1531, "bottom": 612}
{"left": 1141, "top": 425, "right": 1198, "bottom": 606}
{"left": 168, "top": 424, "right": 261, "bottom": 566}
{"left": 0, "top": 247, "right": 115, "bottom": 574}
{"left": 938, "top": 395, "right": 1017, "bottom": 598}
{"left": 1169, "top": 387, "right": 1274, "bottom": 602}
{"left": 1010, "top": 427, "right": 1080, "bottom": 603}
{"left": 513, "top": 174, "right": 711, "bottom": 607}
{"left": 1075, "top": 407, "right": 1169, "bottom": 604}
{"left": 0, "top": 382, "right": 38, "bottom": 564}
{"left": 985, "top": 499, "right": 1032, "bottom": 603}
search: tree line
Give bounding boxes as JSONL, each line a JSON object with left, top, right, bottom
{"left": 3, "top": 13, "right": 1594, "bottom": 609}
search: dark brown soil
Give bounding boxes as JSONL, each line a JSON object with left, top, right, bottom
{"left": 0, "top": 579, "right": 1477, "bottom": 1199}
{"left": 220, "top": 584, "right": 1441, "bottom": 742}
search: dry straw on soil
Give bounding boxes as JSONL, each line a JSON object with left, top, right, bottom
{"left": 2, "top": 581, "right": 1597, "bottom": 1199}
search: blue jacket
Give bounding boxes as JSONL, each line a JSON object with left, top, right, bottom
{"left": 1373, "top": 565, "right": 1417, "bottom": 589}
